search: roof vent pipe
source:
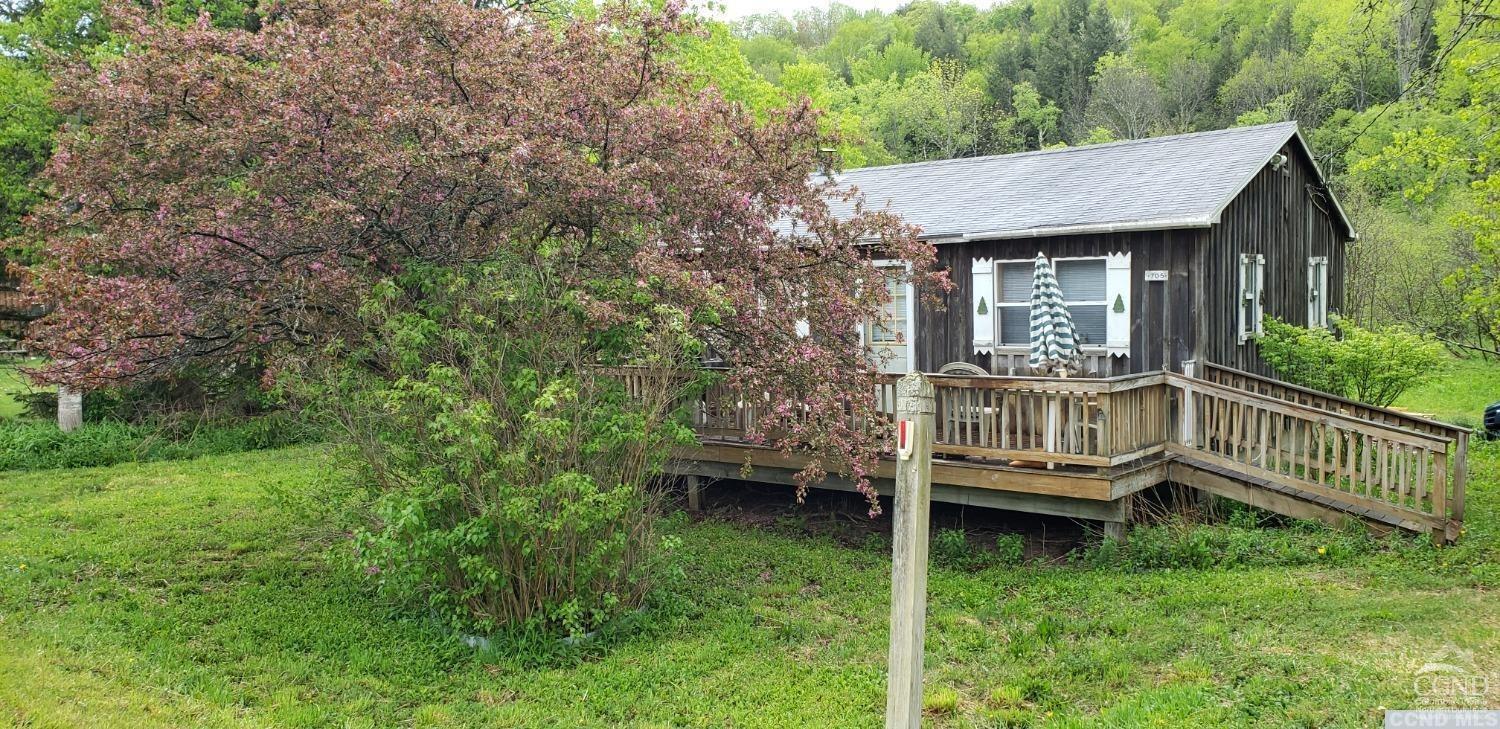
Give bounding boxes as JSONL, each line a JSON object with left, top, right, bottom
{"left": 817, "top": 147, "right": 838, "bottom": 180}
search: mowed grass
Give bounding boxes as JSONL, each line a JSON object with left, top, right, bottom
{"left": 1395, "top": 355, "right": 1500, "bottom": 427}
{"left": 2, "top": 441, "right": 1498, "bottom": 728}
{"left": 0, "top": 359, "right": 45, "bottom": 420}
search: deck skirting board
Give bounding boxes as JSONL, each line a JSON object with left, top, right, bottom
{"left": 666, "top": 459, "right": 1132, "bottom": 522}
{"left": 679, "top": 443, "right": 1121, "bottom": 500}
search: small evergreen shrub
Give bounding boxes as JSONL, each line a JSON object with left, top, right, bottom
{"left": 932, "top": 528, "right": 972, "bottom": 567}
{"left": 923, "top": 688, "right": 960, "bottom": 716}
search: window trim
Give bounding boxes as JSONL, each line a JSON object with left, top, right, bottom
{"left": 1307, "top": 255, "right": 1329, "bottom": 329}
{"left": 976, "top": 255, "right": 1116, "bottom": 353}
{"left": 863, "top": 259, "right": 915, "bottom": 373}
{"left": 1238, "top": 252, "right": 1266, "bottom": 344}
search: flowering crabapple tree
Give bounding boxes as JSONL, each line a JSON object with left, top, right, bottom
{"left": 18, "top": 0, "right": 947, "bottom": 629}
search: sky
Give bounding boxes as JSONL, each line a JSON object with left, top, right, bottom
{"left": 704, "top": 0, "right": 996, "bottom": 20}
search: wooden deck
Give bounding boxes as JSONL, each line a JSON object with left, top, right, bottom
{"left": 0, "top": 283, "right": 47, "bottom": 322}
{"left": 646, "top": 363, "right": 1470, "bottom": 542}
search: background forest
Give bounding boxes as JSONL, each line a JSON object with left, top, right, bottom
{"left": 1, "top": 0, "right": 1497, "bottom": 354}
{"left": 679, "top": 0, "right": 1498, "bottom": 356}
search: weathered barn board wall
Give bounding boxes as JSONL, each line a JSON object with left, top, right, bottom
{"left": 1195, "top": 142, "right": 1346, "bottom": 375}
{"left": 914, "top": 140, "right": 1347, "bottom": 377}
{"left": 915, "top": 230, "right": 1198, "bottom": 376}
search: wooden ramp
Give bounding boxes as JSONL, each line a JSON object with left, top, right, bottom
{"left": 1170, "top": 364, "right": 1468, "bottom": 544}
{"left": 1169, "top": 457, "right": 1430, "bottom": 536}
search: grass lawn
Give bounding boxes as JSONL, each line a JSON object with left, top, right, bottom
{"left": 1394, "top": 355, "right": 1500, "bottom": 427}
{"left": 0, "top": 359, "right": 46, "bottom": 420}
{"left": 1, "top": 442, "right": 1497, "bottom": 727}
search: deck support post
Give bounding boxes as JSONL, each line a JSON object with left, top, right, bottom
{"left": 685, "top": 475, "right": 703, "bottom": 512}
{"left": 1452, "top": 432, "right": 1467, "bottom": 529}
{"left": 1102, "top": 494, "right": 1132, "bottom": 544}
{"left": 886, "top": 372, "right": 934, "bottom": 729}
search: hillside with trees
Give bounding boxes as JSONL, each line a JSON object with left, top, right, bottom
{"left": 2, "top": 0, "right": 1496, "bottom": 353}
{"left": 688, "top": 0, "right": 1497, "bottom": 354}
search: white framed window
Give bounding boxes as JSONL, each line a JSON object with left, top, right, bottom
{"left": 1054, "top": 257, "right": 1109, "bottom": 347}
{"left": 863, "top": 261, "right": 915, "bottom": 373}
{"left": 1307, "top": 256, "right": 1329, "bottom": 328}
{"left": 866, "top": 272, "right": 908, "bottom": 343}
{"left": 993, "top": 258, "right": 1035, "bottom": 347}
{"left": 1238, "top": 252, "right": 1266, "bottom": 343}
{"left": 972, "top": 253, "right": 1131, "bottom": 356}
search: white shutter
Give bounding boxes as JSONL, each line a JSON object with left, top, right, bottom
{"left": 1307, "top": 256, "right": 1328, "bottom": 328}
{"left": 1238, "top": 253, "right": 1256, "bottom": 343}
{"left": 972, "top": 258, "right": 994, "bottom": 354}
{"left": 1105, "top": 252, "right": 1131, "bottom": 356}
{"left": 1255, "top": 254, "right": 1266, "bottom": 336}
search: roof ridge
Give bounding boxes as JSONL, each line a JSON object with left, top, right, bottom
{"left": 834, "top": 121, "right": 1300, "bottom": 178}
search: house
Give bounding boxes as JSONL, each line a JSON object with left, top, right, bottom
{"left": 0, "top": 264, "right": 43, "bottom": 353}
{"left": 829, "top": 121, "right": 1354, "bottom": 377}
{"left": 661, "top": 121, "right": 1469, "bottom": 545}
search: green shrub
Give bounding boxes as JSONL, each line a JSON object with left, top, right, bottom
{"left": 932, "top": 528, "right": 1028, "bottom": 569}
{"left": 932, "top": 528, "right": 971, "bottom": 567}
{"left": 1257, "top": 316, "right": 1445, "bottom": 406}
{"left": 994, "top": 532, "right": 1026, "bottom": 565}
{"left": 303, "top": 263, "right": 706, "bottom": 637}
{"left": 0, "top": 411, "right": 315, "bottom": 471}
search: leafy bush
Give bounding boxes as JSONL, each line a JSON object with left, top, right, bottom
{"left": 0, "top": 411, "right": 315, "bottom": 471}
{"left": 932, "top": 528, "right": 970, "bottom": 567}
{"left": 994, "top": 532, "right": 1026, "bottom": 565}
{"left": 932, "top": 528, "right": 1028, "bottom": 569}
{"left": 1257, "top": 316, "right": 1445, "bottom": 406}
{"left": 305, "top": 264, "right": 707, "bottom": 637}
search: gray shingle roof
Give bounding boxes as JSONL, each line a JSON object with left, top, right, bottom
{"left": 817, "top": 122, "right": 1355, "bottom": 242}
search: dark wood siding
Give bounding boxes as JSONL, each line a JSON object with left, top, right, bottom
{"left": 1194, "top": 142, "right": 1347, "bottom": 375}
{"left": 913, "top": 140, "right": 1348, "bottom": 376}
{"left": 916, "top": 230, "right": 1198, "bottom": 375}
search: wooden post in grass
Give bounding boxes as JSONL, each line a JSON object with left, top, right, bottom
{"left": 686, "top": 475, "right": 703, "bottom": 512}
{"left": 886, "top": 372, "right": 934, "bottom": 729}
{"left": 57, "top": 386, "right": 82, "bottom": 433}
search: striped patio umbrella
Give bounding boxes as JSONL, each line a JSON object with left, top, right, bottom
{"left": 1027, "top": 252, "right": 1076, "bottom": 372}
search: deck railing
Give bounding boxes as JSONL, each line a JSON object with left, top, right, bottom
{"left": 875, "top": 372, "right": 1169, "bottom": 467}
{"left": 1168, "top": 372, "right": 1459, "bottom": 537}
{"left": 664, "top": 368, "right": 1171, "bottom": 469}
{"left": 0, "top": 283, "right": 47, "bottom": 321}
{"left": 614, "top": 363, "right": 1467, "bottom": 539}
{"left": 1197, "top": 362, "right": 1467, "bottom": 438}
{"left": 1192, "top": 362, "right": 1468, "bottom": 533}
